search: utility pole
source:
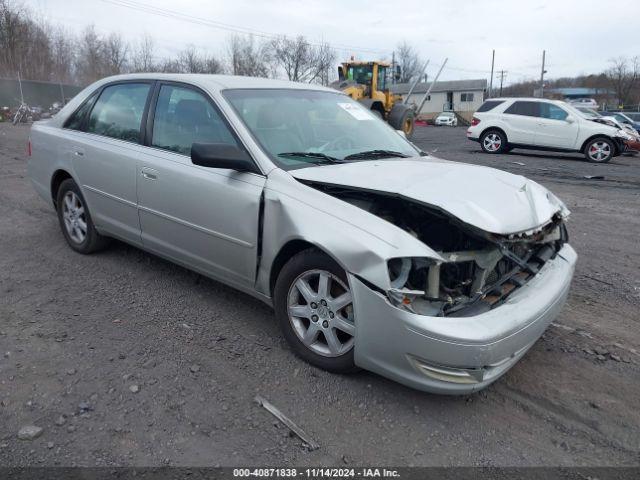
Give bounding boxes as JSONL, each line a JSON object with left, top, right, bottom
{"left": 498, "top": 70, "right": 507, "bottom": 96}
{"left": 489, "top": 49, "right": 495, "bottom": 98}
{"left": 539, "top": 50, "right": 547, "bottom": 98}
{"left": 391, "top": 51, "right": 396, "bottom": 84}
{"left": 17, "top": 70, "right": 24, "bottom": 104}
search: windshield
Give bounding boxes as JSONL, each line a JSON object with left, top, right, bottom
{"left": 439, "top": 112, "right": 455, "bottom": 118}
{"left": 223, "top": 89, "right": 419, "bottom": 170}
{"left": 574, "top": 107, "right": 600, "bottom": 118}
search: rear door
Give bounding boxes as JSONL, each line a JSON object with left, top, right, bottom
{"left": 501, "top": 101, "right": 541, "bottom": 145}
{"left": 69, "top": 81, "right": 153, "bottom": 245}
{"left": 534, "top": 102, "right": 579, "bottom": 149}
{"left": 136, "top": 82, "right": 265, "bottom": 289}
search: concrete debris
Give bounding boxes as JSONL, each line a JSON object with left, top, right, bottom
{"left": 17, "top": 426, "right": 43, "bottom": 440}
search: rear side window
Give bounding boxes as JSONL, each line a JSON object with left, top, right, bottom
{"left": 539, "top": 103, "right": 568, "bottom": 121}
{"left": 504, "top": 101, "right": 540, "bottom": 117}
{"left": 151, "top": 84, "right": 238, "bottom": 155}
{"left": 64, "top": 93, "right": 97, "bottom": 131}
{"left": 476, "top": 100, "right": 504, "bottom": 112}
{"left": 86, "top": 83, "right": 151, "bottom": 143}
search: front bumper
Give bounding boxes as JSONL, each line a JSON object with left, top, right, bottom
{"left": 351, "top": 244, "right": 577, "bottom": 394}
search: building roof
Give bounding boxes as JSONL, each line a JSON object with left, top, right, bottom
{"left": 547, "top": 87, "right": 607, "bottom": 95}
{"left": 390, "top": 78, "right": 487, "bottom": 95}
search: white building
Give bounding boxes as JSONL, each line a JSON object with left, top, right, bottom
{"left": 390, "top": 79, "right": 487, "bottom": 123}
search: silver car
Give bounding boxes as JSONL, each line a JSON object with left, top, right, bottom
{"left": 27, "top": 74, "right": 577, "bottom": 394}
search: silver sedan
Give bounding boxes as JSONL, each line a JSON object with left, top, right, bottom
{"left": 27, "top": 74, "right": 576, "bottom": 394}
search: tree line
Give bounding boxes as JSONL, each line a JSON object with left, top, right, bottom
{"left": 0, "top": 0, "right": 426, "bottom": 88}
{"left": 500, "top": 57, "right": 640, "bottom": 107}
{"left": 0, "top": 0, "right": 337, "bottom": 85}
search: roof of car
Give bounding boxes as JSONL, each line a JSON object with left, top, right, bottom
{"left": 91, "top": 73, "right": 338, "bottom": 93}
{"left": 487, "top": 97, "right": 567, "bottom": 104}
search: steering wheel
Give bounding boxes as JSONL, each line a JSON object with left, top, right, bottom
{"left": 319, "top": 136, "right": 356, "bottom": 152}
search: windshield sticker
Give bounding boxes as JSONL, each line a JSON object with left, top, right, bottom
{"left": 338, "top": 102, "right": 374, "bottom": 121}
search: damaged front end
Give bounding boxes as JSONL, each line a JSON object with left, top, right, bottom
{"left": 305, "top": 181, "right": 569, "bottom": 318}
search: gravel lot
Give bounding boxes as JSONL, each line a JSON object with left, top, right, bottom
{"left": 1, "top": 122, "right": 639, "bottom": 467}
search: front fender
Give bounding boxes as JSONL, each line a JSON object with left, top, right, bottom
{"left": 255, "top": 169, "right": 439, "bottom": 297}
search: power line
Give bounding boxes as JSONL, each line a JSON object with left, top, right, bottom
{"left": 100, "top": 0, "right": 391, "bottom": 56}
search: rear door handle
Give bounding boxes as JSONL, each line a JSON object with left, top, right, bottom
{"left": 74, "top": 150, "right": 84, "bottom": 156}
{"left": 141, "top": 170, "right": 157, "bottom": 180}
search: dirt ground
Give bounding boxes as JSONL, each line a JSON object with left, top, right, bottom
{"left": 0, "top": 122, "right": 639, "bottom": 467}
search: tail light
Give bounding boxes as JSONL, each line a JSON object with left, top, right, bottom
{"left": 471, "top": 117, "right": 480, "bottom": 126}
{"left": 27, "top": 139, "right": 32, "bottom": 157}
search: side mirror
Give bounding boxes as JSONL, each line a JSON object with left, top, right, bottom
{"left": 565, "top": 115, "right": 575, "bottom": 123}
{"left": 338, "top": 66, "right": 345, "bottom": 81}
{"left": 191, "top": 143, "right": 260, "bottom": 174}
{"left": 395, "top": 65, "right": 401, "bottom": 81}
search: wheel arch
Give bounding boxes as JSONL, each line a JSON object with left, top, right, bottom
{"left": 268, "top": 239, "right": 345, "bottom": 297}
{"left": 580, "top": 134, "right": 619, "bottom": 155}
{"left": 480, "top": 126, "right": 509, "bottom": 143}
{"left": 50, "top": 169, "right": 74, "bottom": 207}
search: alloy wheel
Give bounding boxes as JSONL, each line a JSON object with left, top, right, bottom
{"left": 483, "top": 133, "right": 502, "bottom": 152}
{"left": 287, "top": 269, "right": 354, "bottom": 357}
{"left": 62, "top": 191, "right": 87, "bottom": 244}
{"left": 588, "top": 141, "right": 611, "bottom": 162}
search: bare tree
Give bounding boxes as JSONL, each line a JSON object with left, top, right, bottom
{"left": 104, "top": 32, "right": 128, "bottom": 75}
{"left": 0, "top": 0, "right": 54, "bottom": 81}
{"left": 74, "top": 25, "right": 108, "bottom": 84}
{"left": 50, "top": 26, "right": 75, "bottom": 83}
{"left": 605, "top": 56, "right": 640, "bottom": 107}
{"left": 178, "top": 45, "right": 202, "bottom": 73}
{"left": 227, "top": 34, "right": 271, "bottom": 77}
{"left": 131, "top": 34, "right": 156, "bottom": 72}
{"left": 396, "top": 41, "right": 422, "bottom": 83}
{"left": 270, "top": 35, "right": 335, "bottom": 84}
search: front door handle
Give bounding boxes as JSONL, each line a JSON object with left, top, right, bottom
{"left": 141, "top": 170, "right": 157, "bottom": 180}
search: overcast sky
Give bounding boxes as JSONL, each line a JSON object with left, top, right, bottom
{"left": 25, "top": 0, "right": 640, "bottom": 84}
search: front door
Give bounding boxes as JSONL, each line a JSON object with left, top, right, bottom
{"left": 446, "top": 91, "right": 453, "bottom": 111}
{"left": 136, "top": 82, "right": 265, "bottom": 289}
{"left": 534, "top": 102, "right": 579, "bottom": 149}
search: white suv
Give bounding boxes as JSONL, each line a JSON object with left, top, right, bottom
{"left": 466, "top": 98, "right": 634, "bottom": 163}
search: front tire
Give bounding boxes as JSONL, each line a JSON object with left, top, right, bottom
{"left": 388, "top": 104, "right": 415, "bottom": 138}
{"left": 584, "top": 137, "right": 614, "bottom": 163}
{"left": 480, "top": 129, "right": 508, "bottom": 154}
{"left": 274, "top": 249, "right": 357, "bottom": 373}
{"left": 56, "top": 178, "right": 109, "bottom": 254}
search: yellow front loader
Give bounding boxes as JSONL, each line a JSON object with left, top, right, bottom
{"left": 333, "top": 60, "right": 415, "bottom": 137}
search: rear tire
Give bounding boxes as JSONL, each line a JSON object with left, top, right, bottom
{"left": 274, "top": 249, "right": 358, "bottom": 373}
{"left": 584, "top": 137, "right": 614, "bottom": 163}
{"left": 56, "top": 178, "right": 109, "bottom": 254}
{"left": 480, "top": 129, "right": 508, "bottom": 154}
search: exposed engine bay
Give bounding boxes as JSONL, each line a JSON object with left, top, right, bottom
{"left": 304, "top": 181, "right": 568, "bottom": 317}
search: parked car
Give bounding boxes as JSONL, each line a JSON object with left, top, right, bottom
{"left": 28, "top": 74, "right": 577, "bottom": 394}
{"left": 599, "top": 111, "right": 640, "bottom": 134}
{"left": 434, "top": 111, "right": 458, "bottom": 127}
{"left": 467, "top": 97, "right": 635, "bottom": 163}
{"left": 623, "top": 112, "right": 640, "bottom": 123}
{"left": 568, "top": 98, "right": 599, "bottom": 109}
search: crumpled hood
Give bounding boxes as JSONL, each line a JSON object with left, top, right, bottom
{"left": 290, "top": 157, "right": 568, "bottom": 235}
